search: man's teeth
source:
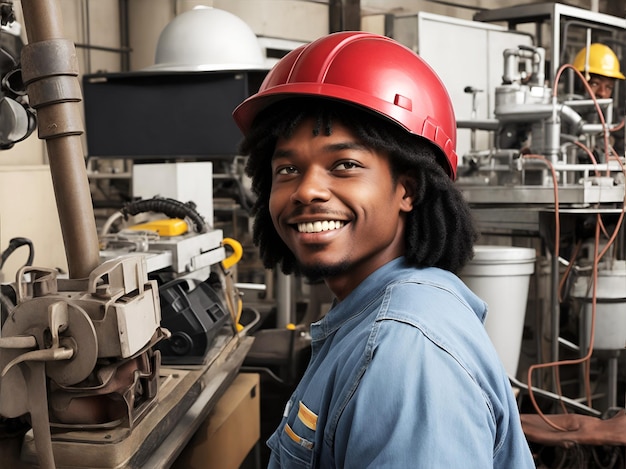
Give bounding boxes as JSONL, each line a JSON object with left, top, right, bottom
{"left": 297, "top": 220, "right": 345, "bottom": 233}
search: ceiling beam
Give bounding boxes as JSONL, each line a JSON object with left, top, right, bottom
{"left": 329, "top": 0, "right": 361, "bottom": 33}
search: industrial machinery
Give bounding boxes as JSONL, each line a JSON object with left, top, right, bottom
{"left": 458, "top": 41, "right": 624, "bottom": 206}
{"left": 410, "top": 3, "right": 626, "bottom": 464}
{"left": 0, "top": 2, "right": 252, "bottom": 468}
{"left": 456, "top": 1, "right": 626, "bottom": 381}
{"left": 0, "top": 13, "right": 35, "bottom": 150}
{"left": 99, "top": 196, "right": 242, "bottom": 366}
{"left": 376, "top": 8, "right": 626, "bottom": 465}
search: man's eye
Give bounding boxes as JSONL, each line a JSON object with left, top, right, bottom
{"left": 334, "top": 161, "right": 360, "bottom": 170}
{"left": 277, "top": 166, "right": 298, "bottom": 175}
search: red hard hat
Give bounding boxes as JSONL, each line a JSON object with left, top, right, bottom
{"left": 232, "top": 31, "right": 458, "bottom": 179}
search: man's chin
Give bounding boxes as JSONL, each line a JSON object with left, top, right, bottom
{"left": 298, "top": 260, "right": 350, "bottom": 282}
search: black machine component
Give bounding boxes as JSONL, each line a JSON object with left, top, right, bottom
{"left": 157, "top": 276, "right": 231, "bottom": 365}
{"left": 0, "top": 25, "right": 36, "bottom": 150}
{"left": 81, "top": 70, "right": 267, "bottom": 160}
{"left": 0, "top": 237, "right": 33, "bottom": 326}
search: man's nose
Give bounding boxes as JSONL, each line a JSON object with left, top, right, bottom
{"left": 593, "top": 83, "right": 611, "bottom": 99}
{"left": 596, "top": 88, "right": 608, "bottom": 99}
{"left": 290, "top": 168, "right": 331, "bottom": 204}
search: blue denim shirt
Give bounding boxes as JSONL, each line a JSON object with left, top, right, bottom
{"left": 267, "top": 257, "right": 534, "bottom": 468}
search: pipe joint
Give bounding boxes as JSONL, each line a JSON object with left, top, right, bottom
{"left": 27, "top": 75, "right": 82, "bottom": 108}
{"left": 21, "top": 39, "right": 79, "bottom": 84}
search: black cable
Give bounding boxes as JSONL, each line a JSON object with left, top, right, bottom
{"left": 120, "top": 196, "right": 208, "bottom": 233}
{"left": 0, "top": 237, "right": 34, "bottom": 270}
{"left": 0, "top": 3, "right": 16, "bottom": 27}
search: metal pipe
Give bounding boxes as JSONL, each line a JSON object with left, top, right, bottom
{"left": 329, "top": 0, "right": 360, "bottom": 33}
{"left": 550, "top": 252, "right": 560, "bottom": 392}
{"left": 608, "top": 352, "right": 619, "bottom": 408}
{"left": 20, "top": 0, "right": 100, "bottom": 279}
{"left": 118, "top": 0, "right": 130, "bottom": 71}
{"left": 276, "top": 272, "right": 294, "bottom": 328}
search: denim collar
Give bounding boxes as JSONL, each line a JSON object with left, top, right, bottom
{"left": 310, "top": 257, "right": 486, "bottom": 341}
{"left": 311, "top": 257, "right": 409, "bottom": 340}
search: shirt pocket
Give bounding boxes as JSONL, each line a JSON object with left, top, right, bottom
{"left": 271, "top": 401, "right": 318, "bottom": 468}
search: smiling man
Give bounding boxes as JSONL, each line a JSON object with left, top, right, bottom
{"left": 233, "top": 32, "right": 534, "bottom": 468}
{"left": 270, "top": 116, "right": 412, "bottom": 300}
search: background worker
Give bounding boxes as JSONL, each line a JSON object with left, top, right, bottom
{"left": 573, "top": 43, "right": 624, "bottom": 100}
{"left": 233, "top": 31, "right": 534, "bottom": 468}
{"left": 571, "top": 43, "right": 625, "bottom": 158}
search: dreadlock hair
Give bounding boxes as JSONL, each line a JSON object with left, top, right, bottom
{"left": 239, "top": 97, "right": 478, "bottom": 275}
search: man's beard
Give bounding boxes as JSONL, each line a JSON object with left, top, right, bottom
{"left": 298, "top": 259, "right": 351, "bottom": 283}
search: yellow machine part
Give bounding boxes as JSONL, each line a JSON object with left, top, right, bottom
{"left": 221, "top": 237, "right": 243, "bottom": 269}
{"left": 128, "top": 218, "right": 188, "bottom": 236}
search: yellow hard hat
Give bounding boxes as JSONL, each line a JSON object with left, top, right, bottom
{"left": 573, "top": 43, "right": 625, "bottom": 80}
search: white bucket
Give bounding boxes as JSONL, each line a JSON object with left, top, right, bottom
{"left": 460, "top": 245, "right": 536, "bottom": 377}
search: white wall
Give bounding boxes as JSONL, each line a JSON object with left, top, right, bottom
{"left": 0, "top": 166, "right": 68, "bottom": 281}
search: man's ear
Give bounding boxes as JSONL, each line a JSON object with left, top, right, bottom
{"left": 398, "top": 174, "right": 416, "bottom": 213}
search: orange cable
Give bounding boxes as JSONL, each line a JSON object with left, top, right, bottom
{"left": 521, "top": 144, "right": 626, "bottom": 432}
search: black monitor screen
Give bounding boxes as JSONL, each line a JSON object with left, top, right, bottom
{"left": 82, "top": 70, "right": 267, "bottom": 159}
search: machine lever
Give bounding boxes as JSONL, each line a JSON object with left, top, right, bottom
{"left": 0, "top": 335, "right": 38, "bottom": 349}
{"left": 1, "top": 346, "right": 74, "bottom": 377}
{"left": 0, "top": 300, "right": 74, "bottom": 376}
{"left": 48, "top": 300, "right": 69, "bottom": 348}
{"left": 25, "top": 361, "right": 56, "bottom": 469}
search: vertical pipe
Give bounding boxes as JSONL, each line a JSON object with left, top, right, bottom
{"left": 550, "top": 11, "right": 560, "bottom": 86}
{"left": 82, "top": 0, "right": 91, "bottom": 74}
{"left": 550, "top": 251, "right": 559, "bottom": 392}
{"left": 608, "top": 352, "right": 619, "bottom": 409}
{"left": 276, "top": 272, "right": 294, "bottom": 328}
{"left": 329, "top": 0, "right": 361, "bottom": 33}
{"left": 118, "top": 0, "right": 130, "bottom": 71}
{"left": 20, "top": 0, "right": 100, "bottom": 279}
{"left": 549, "top": 9, "right": 561, "bottom": 393}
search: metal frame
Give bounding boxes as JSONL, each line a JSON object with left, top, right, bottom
{"left": 474, "top": 2, "right": 626, "bottom": 85}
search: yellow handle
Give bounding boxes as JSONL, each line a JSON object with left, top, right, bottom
{"left": 222, "top": 238, "right": 243, "bottom": 270}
